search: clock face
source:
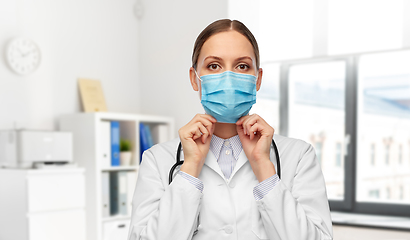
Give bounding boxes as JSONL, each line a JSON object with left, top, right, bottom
{"left": 6, "top": 37, "right": 41, "bottom": 75}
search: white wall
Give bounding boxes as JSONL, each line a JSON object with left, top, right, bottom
{"left": 0, "top": 0, "right": 140, "bottom": 130}
{"left": 138, "top": 0, "right": 228, "bottom": 135}
{"left": 0, "top": 0, "right": 229, "bottom": 134}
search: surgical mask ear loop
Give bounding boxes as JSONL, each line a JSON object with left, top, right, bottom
{"left": 194, "top": 70, "right": 202, "bottom": 82}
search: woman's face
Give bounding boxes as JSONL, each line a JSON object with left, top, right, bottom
{"left": 190, "top": 30, "right": 263, "bottom": 94}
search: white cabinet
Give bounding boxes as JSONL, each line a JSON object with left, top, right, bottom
{"left": 58, "top": 112, "right": 174, "bottom": 240}
{"left": 27, "top": 172, "right": 85, "bottom": 212}
{"left": 28, "top": 209, "right": 86, "bottom": 240}
{"left": 102, "top": 220, "right": 130, "bottom": 240}
{"left": 0, "top": 169, "right": 86, "bottom": 240}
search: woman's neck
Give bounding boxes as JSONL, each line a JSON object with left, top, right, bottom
{"left": 213, "top": 122, "right": 238, "bottom": 139}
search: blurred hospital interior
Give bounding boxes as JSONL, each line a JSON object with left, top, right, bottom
{"left": 0, "top": 0, "right": 410, "bottom": 240}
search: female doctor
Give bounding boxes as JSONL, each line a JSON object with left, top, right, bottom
{"left": 128, "top": 19, "right": 333, "bottom": 240}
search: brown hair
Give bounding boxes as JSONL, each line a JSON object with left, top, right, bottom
{"left": 192, "top": 19, "right": 260, "bottom": 70}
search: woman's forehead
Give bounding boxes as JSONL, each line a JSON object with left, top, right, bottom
{"left": 199, "top": 31, "right": 255, "bottom": 62}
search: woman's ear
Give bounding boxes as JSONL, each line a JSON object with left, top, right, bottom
{"left": 189, "top": 67, "right": 199, "bottom": 91}
{"left": 256, "top": 68, "right": 263, "bottom": 91}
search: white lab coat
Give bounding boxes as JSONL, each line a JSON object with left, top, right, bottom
{"left": 128, "top": 134, "right": 333, "bottom": 240}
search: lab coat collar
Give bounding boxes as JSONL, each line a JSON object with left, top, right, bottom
{"left": 204, "top": 138, "right": 277, "bottom": 182}
{"left": 210, "top": 135, "right": 242, "bottom": 161}
{"left": 204, "top": 149, "right": 250, "bottom": 183}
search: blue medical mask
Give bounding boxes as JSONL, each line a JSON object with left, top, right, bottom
{"left": 196, "top": 71, "right": 257, "bottom": 123}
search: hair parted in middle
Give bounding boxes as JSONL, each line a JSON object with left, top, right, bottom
{"left": 191, "top": 19, "right": 260, "bottom": 70}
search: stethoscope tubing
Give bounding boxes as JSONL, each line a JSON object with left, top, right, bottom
{"left": 169, "top": 139, "right": 281, "bottom": 184}
{"left": 168, "top": 142, "right": 184, "bottom": 184}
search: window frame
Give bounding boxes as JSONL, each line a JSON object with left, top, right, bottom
{"left": 276, "top": 50, "right": 410, "bottom": 217}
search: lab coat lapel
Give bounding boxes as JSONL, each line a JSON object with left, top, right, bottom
{"left": 203, "top": 151, "right": 225, "bottom": 179}
{"left": 230, "top": 150, "right": 248, "bottom": 180}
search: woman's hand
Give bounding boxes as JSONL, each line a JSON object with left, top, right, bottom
{"left": 179, "top": 114, "right": 216, "bottom": 178}
{"left": 236, "top": 114, "right": 276, "bottom": 182}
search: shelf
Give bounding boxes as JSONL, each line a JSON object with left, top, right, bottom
{"left": 101, "top": 166, "right": 139, "bottom": 172}
{"left": 101, "top": 214, "right": 131, "bottom": 223}
{"left": 58, "top": 112, "right": 174, "bottom": 240}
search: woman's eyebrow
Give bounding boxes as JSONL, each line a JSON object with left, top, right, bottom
{"left": 204, "top": 56, "right": 223, "bottom": 61}
{"left": 203, "top": 56, "right": 253, "bottom": 62}
{"left": 235, "top": 56, "right": 253, "bottom": 62}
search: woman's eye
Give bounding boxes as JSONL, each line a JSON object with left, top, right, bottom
{"left": 238, "top": 64, "right": 249, "bottom": 70}
{"left": 208, "top": 64, "right": 219, "bottom": 70}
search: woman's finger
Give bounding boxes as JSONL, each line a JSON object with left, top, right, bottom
{"left": 183, "top": 115, "right": 215, "bottom": 140}
{"left": 243, "top": 115, "right": 258, "bottom": 135}
{"left": 198, "top": 118, "right": 214, "bottom": 137}
{"left": 196, "top": 122, "right": 209, "bottom": 144}
{"left": 247, "top": 114, "right": 275, "bottom": 138}
{"left": 198, "top": 118, "right": 216, "bottom": 135}
{"left": 200, "top": 114, "right": 217, "bottom": 123}
{"left": 190, "top": 114, "right": 215, "bottom": 125}
{"left": 237, "top": 115, "right": 251, "bottom": 135}
{"left": 248, "top": 123, "right": 260, "bottom": 140}
{"left": 195, "top": 118, "right": 213, "bottom": 137}
{"left": 192, "top": 127, "right": 203, "bottom": 141}
{"left": 236, "top": 115, "right": 251, "bottom": 126}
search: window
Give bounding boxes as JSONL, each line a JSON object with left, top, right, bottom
{"left": 356, "top": 51, "right": 410, "bottom": 206}
{"left": 385, "top": 144, "right": 390, "bottom": 165}
{"left": 370, "top": 143, "right": 376, "bottom": 166}
{"left": 287, "top": 61, "right": 346, "bottom": 200}
{"left": 386, "top": 188, "right": 391, "bottom": 199}
{"left": 315, "top": 142, "right": 323, "bottom": 166}
{"left": 230, "top": 0, "right": 410, "bottom": 217}
{"left": 398, "top": 145, "right": 403, "bottom": 164}
{"left": 280, "top": 50, "right": 410, "bottom": 215}
{"left": 369, "top": 189, "right": 380, "bottom": 199}
{"left": 335, "top": 143, "right": 342, "bottom": 167}
{"left": 399, "top": 186, "right": 404, "bottom": 200}
{"left": 328, "top": 0, "right": 404, "bottom": 55}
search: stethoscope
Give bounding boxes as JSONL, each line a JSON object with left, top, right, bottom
{"left": 169, "top": 139, "right": 281, "bottom": 184}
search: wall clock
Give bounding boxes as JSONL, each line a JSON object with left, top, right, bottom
{"left": 6, "top": 37, "right": 41, "bottom": 75}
